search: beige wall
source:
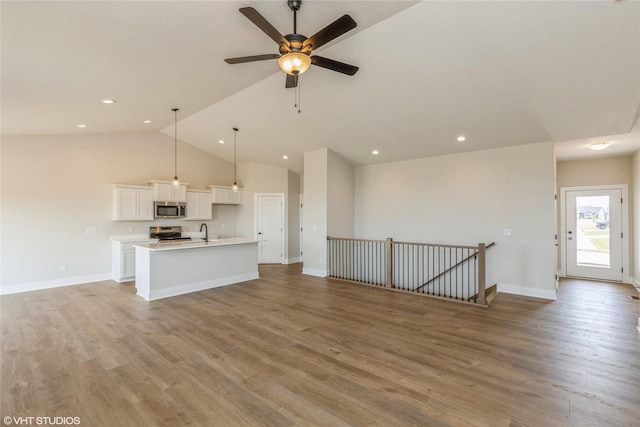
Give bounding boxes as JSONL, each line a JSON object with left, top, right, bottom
{"left": 235, "top": 162, "right": 301, "bottom": 262}
{"left": 632, "top": 150, "right": 640, "bottom": 287}
{"left": 556, "top": 155, "right": 635, "bottom": 281}
{"left": 1, "top": 132, "right": 236, "bottom": 289}
{"left": 557, "top": 156, "right": 633, "bottom": 188}
{"left": 355, "top": 141, "right": 557, "bottom": 298}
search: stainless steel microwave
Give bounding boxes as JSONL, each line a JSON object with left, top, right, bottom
{"left": 154, "top": 202, "right": 186, "bottom": 219}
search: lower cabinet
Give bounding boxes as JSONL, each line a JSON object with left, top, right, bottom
{"left": 112, "top": 239, "right": 155, "bottom": 282}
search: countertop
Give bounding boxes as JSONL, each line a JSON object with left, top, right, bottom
{"left": 133, "top": 237, "right": 258, "bottom": 252}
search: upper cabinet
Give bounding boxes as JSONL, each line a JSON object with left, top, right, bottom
{"left": 209, "top": 185, "right": 244, "bottom": 205}
{"left": 184, "top": 190, "right": 213, "bottom": 220}
{"left": 149, "top": 180, "right": 188, "bottom": 202}
{"left": 112, "top": 185, "right": 154, "bottom": 221}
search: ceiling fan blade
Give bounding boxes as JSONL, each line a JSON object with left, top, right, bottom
{"left": 311, "top": 56, "right": 359, "bottom": 76}
{"left": 224, "top": 54, "right": 280, "bottom": 64}
{"left": 303, "top": 15, "right": 357, "bottom": 51}
{"left": 285, "top": 74, "right": 298, "bottom": 89}
{"left": 239, "top": 7, "right": 290, "bottom": 48}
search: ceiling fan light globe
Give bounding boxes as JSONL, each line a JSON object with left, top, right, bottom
{"left": 278, "top": 52, "right": 311, "bottom": 75}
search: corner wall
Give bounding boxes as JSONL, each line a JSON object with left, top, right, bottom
{"left": 235, "top": 162, "right": 301, "bottom": 263}
{"left": 302, "top": 148, "right": 355, "bottom": 277}
{"left": 354, "top": 141, "right": 557, "bottom": 299}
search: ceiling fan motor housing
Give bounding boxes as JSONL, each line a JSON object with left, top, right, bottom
{"left": 280, "top": 33, "right": 309, "bottom": 55}
{"left": 288, "top": 0, "right": 302, "bottom": 12}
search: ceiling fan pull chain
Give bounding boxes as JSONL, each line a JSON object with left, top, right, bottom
{"left": 298, "top": 79, "right": 302, "bottom": 114}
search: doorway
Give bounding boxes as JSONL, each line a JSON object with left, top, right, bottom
{"left": 255, "top": 194, "right": 284, "bottom": 264}
{"left": 560, "top": 185, "right": 628, "bottom": 282}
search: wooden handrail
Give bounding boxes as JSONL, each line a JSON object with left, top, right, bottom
{"left": 327, "top": 236, "right": 386, "bottom": 244}
{"left": 415, "top": 242, "right": 495, "bottom": 291}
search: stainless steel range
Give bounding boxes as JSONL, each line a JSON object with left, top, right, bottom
{"left": 149, "top": 226, "right": 191, "bottom": 242}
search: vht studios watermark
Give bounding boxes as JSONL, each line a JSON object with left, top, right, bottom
{"left": 3, "top": 416, "right": 80, "bottom": 425}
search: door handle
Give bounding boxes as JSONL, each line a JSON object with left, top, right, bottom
{"left": 567, "top": 231, "right": 573, "bottom": 234}
{"left": 258, "top": 232, "right": 263, "bottom": 235}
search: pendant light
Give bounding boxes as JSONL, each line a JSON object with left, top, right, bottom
{"left": 232, "top": 127, "right": 239, "bottom": 191}
{"left": 172, "top": 108, "right": 180, "bottom": 187}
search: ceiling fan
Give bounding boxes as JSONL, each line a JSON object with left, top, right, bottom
{"left": 224, "top": 0, "right": 359, "bottom": 88}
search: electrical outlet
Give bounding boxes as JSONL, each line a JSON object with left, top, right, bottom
{"left": 85, "top": 227, "right": 97, "bottom": 234}
{"left": 503, "top": 228, "right": 512, "bottom": 236}
{"left": 60, "top": 265, "right": 67, "bottom": 272}
{"left": 128, "top": 226, "right": 134, "bottom": 233}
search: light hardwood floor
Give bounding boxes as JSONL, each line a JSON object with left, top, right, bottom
{"left": 1, "top": 264, "right": 639, "bottom": 426}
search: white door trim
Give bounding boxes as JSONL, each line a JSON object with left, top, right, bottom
{"left": 559, "top": 184, "right": 630, "bottom": 283}
{"left": 254, "top": 193, "right": 285, "bottom": 264}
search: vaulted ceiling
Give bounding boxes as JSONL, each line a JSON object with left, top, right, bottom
{"left": 2, "top": 1, "right": 639, "bottom": 174}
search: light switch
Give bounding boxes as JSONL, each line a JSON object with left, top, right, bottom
{"left": 503, "top": 228, "right": 512, "bottom": 236}
{"left": 85, "top": 227, "right": 97, "bottom": 234}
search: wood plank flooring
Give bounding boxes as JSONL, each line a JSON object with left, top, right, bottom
{"left": 1, "top": 264, "right": 639, "bottom": 426}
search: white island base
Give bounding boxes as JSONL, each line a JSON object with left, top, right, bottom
{"left": 134, "top": 238, "right": 259, "bottom": 301}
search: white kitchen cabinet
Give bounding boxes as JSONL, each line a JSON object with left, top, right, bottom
{"left": 149, "top": 180, "right": 188, "bottom": 202}
{"left": 208, "top": 185, "right": 244, "bottom": 205}
{"left": 184, "top": 190, "right": 213, "bottom": 220}
{"left": 112, "top": 185, "right": 154, "bottom": 221}
{"left": 111, "top": 238, "right": 156, "bottom": 282}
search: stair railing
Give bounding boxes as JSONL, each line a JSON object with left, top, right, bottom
{"left": 327, "top": 237, "right": 495, "bottom": 306}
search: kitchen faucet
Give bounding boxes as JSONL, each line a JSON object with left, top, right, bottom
{"left": 199, "top": 223, "right": 208, "bottom": 242}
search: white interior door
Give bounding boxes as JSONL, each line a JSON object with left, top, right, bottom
{"left": 565, "top": 188, "right": 623, "bottom": 281}
{"left": 256, "top": 194, "right": 284, "bottom": 264}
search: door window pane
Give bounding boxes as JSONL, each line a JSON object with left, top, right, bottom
{"left": 575, "top": 195, "right": 610, "bottom": 268}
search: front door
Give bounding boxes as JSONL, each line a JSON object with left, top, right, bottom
{"left": 256, "top": 194, "right": 283, "bottom": 264}
{"left": 564, "top": 188, "right": 623, "bottom": 281}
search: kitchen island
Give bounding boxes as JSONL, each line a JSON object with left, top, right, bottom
{"left": 133, "top": 238, "right": 258, "bottom": 301}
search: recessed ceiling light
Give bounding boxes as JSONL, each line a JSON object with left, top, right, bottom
{"left": 102, "top": 99, "right": 116, "bottom": 104}
{"left": 372, "top": 150, "right": 379, "bottom": 155}
{"left": 143, "top": 120, "right": 151, "bottom": 124}
{"left": 218, "top": 140, "right": 225, "bottom": 144}
{"left": 457, "top": 136, "right": 466, "bottom": 142}
{"left": 282, "top": 155, "right": 289, "bottom": 160}
{"left": 77, "top": 124, "right": 87, "bottom": 128}
{"left": 588, "top": 141, "right": 610, "bottom": 151}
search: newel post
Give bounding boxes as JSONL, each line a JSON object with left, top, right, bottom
{"left": 477, "top": 243, "right": 487, "bottom": 305}
{"left": 386, "top": 238, "right": 394, "bottom": 288}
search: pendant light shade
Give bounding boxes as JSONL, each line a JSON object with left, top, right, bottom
{"left": 172, "top": 108, "right": 180, "bottom": 187}
{"left": 232, "top": 127, "right": 239, "bottom": 191}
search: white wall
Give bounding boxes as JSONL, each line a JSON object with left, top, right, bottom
{"left": 355, "top": 141, "right": 557, "bottom": 299}
{"left": 327, "top": 149, "right": 355, "bottom": 238}
{"left": 1, "top": 132, "right": 236, "bottom": 290}
{"left": 302, "top": 149, "right": 328, "bottom": 276}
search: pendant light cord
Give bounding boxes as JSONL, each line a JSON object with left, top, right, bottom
{"left": 233, "top": 127, "right": 239, "bottom": 187}
{"left": 174, "top": 109, "right": 178, "bottom": 178}
{"left": 172, "top": 108, "right": 179, "bottom": 184}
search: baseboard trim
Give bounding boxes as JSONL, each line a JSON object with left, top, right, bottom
{"left": 632, "top": 277, "right": 640, "bottom": 289}
{"left": 0, "top": 273, "right": 113, "bottom": 295}
{"left": 497, "top": 283, "right": 557, "bottom": 301}
{"left": 142, "top": 272, "right": 259, "bottom": 301}
{"left": 302, "top": 267, "right": 327, "bottom": 278}
{"left": 283, "top": 257, "right": 301, "bottom": 265}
